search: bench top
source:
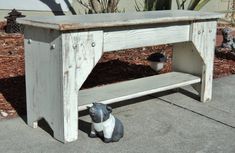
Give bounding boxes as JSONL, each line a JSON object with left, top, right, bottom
{"left": 17, "top": 10, "right": 223, "bottom": 31}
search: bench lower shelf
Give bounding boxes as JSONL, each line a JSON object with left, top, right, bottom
{"left": 78, "top": 72, "right": 201, "bottom": 110}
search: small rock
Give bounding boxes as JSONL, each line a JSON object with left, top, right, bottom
{"left": 0, "top": 111, "right": 8, "bottom": 117}
{"left": 9, "top": 74, "right": 15, "bottom": 77}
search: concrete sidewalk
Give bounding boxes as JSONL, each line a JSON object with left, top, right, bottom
{"left": 0, "top": 75, "right": 235, "bottom": 153}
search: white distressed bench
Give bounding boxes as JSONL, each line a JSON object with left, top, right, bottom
{"left": 17, "top": 10, "right": 223, "bottom": 143}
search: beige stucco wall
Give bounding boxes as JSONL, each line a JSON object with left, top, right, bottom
{"left": 0, "top": 0, "right": 230, "bottom": 21}
{"left": 0, "top": 0, "right": 142, "bottom": 20}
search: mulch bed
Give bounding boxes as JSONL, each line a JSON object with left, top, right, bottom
{"left": 0, "top": 24, "right": 235, "bottom": 119}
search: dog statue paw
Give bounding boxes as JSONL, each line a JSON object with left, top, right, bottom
{"left": 88, "top": 102, "right": 124, "bottom": 143}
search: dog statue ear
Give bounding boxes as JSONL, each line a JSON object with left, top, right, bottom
{"left": 87, "top": 103, "right": 94, "bottom": 109}
{"left": 106, "top": 105, "right": 112, "bottom": 113}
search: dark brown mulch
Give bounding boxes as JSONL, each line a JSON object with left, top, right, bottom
{"left": 82, "top": 45, "right": 172, "bottom": 89}
{"left": 0, "top": 28, "right": 235, "bottom": 119}
{"left": 214, "top": 48, "right": 235, "bottom": 78}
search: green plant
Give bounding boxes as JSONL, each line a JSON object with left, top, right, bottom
{"left": 176, "top": 0, "right": 186, "bottom": 9}
{"left": 135, "top": 0, "right": 171, "bottom": 11}
{"left": 176, "top": 0, "right": 210, "bottom": 10}
{"left": 135, "top": 0, "right": 210, "bottom": 12}
{"left": 77, "top": 0, "right": 120, "bottom": 13}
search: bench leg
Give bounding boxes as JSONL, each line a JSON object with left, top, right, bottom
{"left": 60, "top": 31, "right": 103, "bottom": 142}
{"left": 27, "top": 114, "right": 38, "bottom": 129}
{"left": 25, "top": 28, "right": 79, "bottom": 142}
{"left": 24, "top": 27, "right": 103, "bottom": 143}
{"left": 173, "top": 21, "right": 217, "bottom": 102}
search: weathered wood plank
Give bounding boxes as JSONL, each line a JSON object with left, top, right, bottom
{"left": 24, "top": 26, "right": 65, "bottom": 140}
{"left": 190, "top": 21, "right": 217, "bottom": 102}
{"left": 173, "top": 42, "right": 203, "bottom": 77}
{"left": 173, "top": 42, "right": 203, "bottom": 101}
{"left": 173, "top": 21, "right": 217, "bottom": 103}
{"left": 61, "top": 30, "right": 103, "bottom": 142}
{"left": 17, "top": 10, "right": 223, "bottom": 31}
{"left": 104, "top": 23, "right": 190, "bottom": 51}
{"left": 77, "top": 72, "right": 201, "bottom": 111}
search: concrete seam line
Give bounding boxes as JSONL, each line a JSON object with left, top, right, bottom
{"left": 149, "top": 95, "right": 235, "bottom": 129}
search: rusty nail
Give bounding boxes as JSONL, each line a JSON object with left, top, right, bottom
{"left": 28, "top": 39, "right": 32, "bottom": 44}
{"left": 198, "top": 31, "right": 201, "bottom": 34}
{"left": 91, "top": 42, "right": 96, "bottom": 47}
{"left": 73, "top": 44, "right": 77, "bottom": 49}
{"left": 51, "top": 44, "right": 56, "bottom": 49}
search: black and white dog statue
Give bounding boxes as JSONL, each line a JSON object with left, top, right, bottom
{"left": 88, "top": 102, "right": 124, "bottom": 143}
{"left": 222, "top": 27, "right": 235, "bottom": 50}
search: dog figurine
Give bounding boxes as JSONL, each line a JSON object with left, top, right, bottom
{"left": 88, "top": 102, "right": 124, "bottom": 143}
{"left": 222, "top": 27, "right": 235, "bottom": 50}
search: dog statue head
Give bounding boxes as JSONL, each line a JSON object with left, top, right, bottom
{"left": 88, "top": 102, "right": 112, "bottom": 123}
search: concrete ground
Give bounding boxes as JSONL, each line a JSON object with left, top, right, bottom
{"left": 0, "top": 75, "right": 235, "bottom": 153}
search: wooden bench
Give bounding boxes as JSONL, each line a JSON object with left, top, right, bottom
{"left": 17, "top": 10, "right": 223, "bottom": 143}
